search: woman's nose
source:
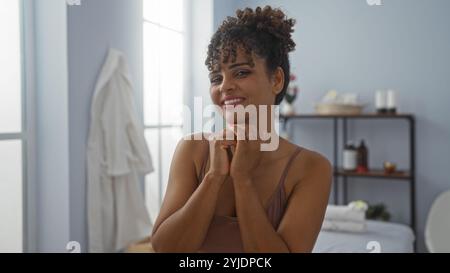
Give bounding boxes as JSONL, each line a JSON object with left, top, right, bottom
{"left": 219, "top": 76, "right": 236, "bottom": 93}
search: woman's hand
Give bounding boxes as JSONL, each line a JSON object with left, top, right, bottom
{"left": 229, "top": 124, "right": 263, "bottom": 181}
{"left": 206, "top": 129, "right": 236, "bottom": 181}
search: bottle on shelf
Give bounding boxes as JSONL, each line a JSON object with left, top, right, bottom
{"left": 356, "top": 140, "right": 369, "bottom": 173}
{"left": 343, "top": 141, "right": 357, "bottom": 171}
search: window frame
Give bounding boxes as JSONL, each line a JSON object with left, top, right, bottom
{"left": 142, "top": 0, "right": 188, "bottom": 218}
{"left": 0, "top": 0, "right": 29, "bottom": 253}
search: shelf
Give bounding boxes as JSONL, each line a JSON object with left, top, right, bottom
{"left": 281, "top": 113, "right": 414, "bottom": 120}
{"left": 281, "top": 110, "right": 416, "bottom": 250}
{"left": 335, "top": 168, "right": 412, "bottom": 180}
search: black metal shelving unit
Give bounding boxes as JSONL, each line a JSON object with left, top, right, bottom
{"left": 281, "top": 113, "right": 416, "bottom": 251}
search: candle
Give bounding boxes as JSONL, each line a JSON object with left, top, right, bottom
{"left": 375, "top": 90, "right": 387, "bottom": 113}
{"left": 386, "top": 90, "right": 397, "bottom": 113}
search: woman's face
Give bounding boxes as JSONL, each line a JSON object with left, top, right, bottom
{"left": 209, "top": 47, "right": 284, "bottom": 124}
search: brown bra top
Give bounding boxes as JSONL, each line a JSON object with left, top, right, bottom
{"left": 197, "top": 146, "right": 303, "bottom": 253}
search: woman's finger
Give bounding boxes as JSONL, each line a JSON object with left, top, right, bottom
{"left": 222, "top": 128, "right": 236, "bottom": 141}
{"left": 232, "top": 123, "right": 259, "bottom": 141}
{"left": 208, "top": 129, "right": 235, "bottom": 149}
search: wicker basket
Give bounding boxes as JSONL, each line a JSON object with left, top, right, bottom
{"left": 315, "top": 103, "right": 364, "bottom": 115}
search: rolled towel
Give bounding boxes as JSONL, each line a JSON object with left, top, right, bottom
{"left": 325, "top": 201, "right": 368, "bottom": 223}
{"left": 325, "top": 206, "right": 365, "bottom": 222}
{"left": 321, "top": 220, "right": 367, "bottom": 233}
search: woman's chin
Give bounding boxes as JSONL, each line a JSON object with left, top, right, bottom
{"left": 224, "top": 114, "right": 248, "bottom": 126}
{"left": 223, "top": 105, "right": 251, "bottom": 124}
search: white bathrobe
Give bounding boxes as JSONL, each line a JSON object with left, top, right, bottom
{"left": 87, "top": 48, "right": 153, "bottom": 253}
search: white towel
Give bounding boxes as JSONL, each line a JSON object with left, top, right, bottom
{"left": 325, "top": 206, "right": 365, "bottom": 222}
{"left": 325, "top": 201, "right": 368, "bottom": 223}
{"left": 321, "top": 220, "right": 367, "bottom": 233}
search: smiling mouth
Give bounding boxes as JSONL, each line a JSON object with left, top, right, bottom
{"left": 221, "top": 97, "right": 246, "bottom": 107}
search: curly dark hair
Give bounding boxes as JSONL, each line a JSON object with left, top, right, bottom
{"left": 205, "top": 6, "right": 296, "bottom": 105}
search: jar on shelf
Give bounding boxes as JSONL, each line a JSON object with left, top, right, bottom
{"left": 343, "top": 141, "right": 357, "bottom": 171}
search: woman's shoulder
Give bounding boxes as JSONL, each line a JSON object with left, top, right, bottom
{"left": 176, "top": 132, "right": 210, "bottom": 150}
{"left": 286, "top": 142, "right": 332, "bottom": 182}
{"left": 175, "top": 132, "right": 211, "bottom": 176}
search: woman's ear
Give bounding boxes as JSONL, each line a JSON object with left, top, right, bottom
{"left": 271, "top": 67, "right": 285, "bottom": 96}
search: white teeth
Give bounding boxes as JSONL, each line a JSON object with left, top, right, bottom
{"left": 224, "top": 98, "right": 244, "bottom": 105}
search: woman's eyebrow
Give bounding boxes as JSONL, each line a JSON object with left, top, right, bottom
{"left": 209, "top": 62, "right": 251, "bottom": 77}
{"left": 228, "top": 62, "right": 251, "bottom": 69}
{"left": 208, "top": 72, "right": 220, "bottom": 79}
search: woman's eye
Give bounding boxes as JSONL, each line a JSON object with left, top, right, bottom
{"left": 210, "top": 76, "right": 222, "bottom": 85}
{"left": 235, "top": 70, "right": 250, "bottom": 78}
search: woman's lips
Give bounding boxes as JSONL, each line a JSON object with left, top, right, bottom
{"left": 221, "top": 97, "right": 246, "bottom": 108}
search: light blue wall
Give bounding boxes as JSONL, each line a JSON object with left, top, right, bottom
{"left": 232, "top": 0, "right": 450, "bottom": 252}
{"left": 33, "top": 0, "right": 70, "bottom": 252}
{"left": 189, "top": 0, "right": 214, "bottom": 109}
{"left": 213, "top": 0, "right": 239, "bottom": 30}
{"left": 66, "top": 0, "right": 143, "bottom": 252}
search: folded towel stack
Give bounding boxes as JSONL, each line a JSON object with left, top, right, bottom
{"left": 321, "top": 219, "right": 366, "bottom": 233}
{"left": 322, "top": 201, "right": 368, "bottom": 233}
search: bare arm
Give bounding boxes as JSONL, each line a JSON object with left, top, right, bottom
{"left": 151, "top": 173, "right": 223, "bottom": 252}
{"left": 151, "top": 133, "right": 232, "bottom": 252}
{"left": 234, "top": 152, "right": 332, "bottom": 253}
{"left": 233, "top": 178, "right": 290, "bottom": 252}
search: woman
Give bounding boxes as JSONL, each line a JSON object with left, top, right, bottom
{"left": 150, "top": 6, "right": 332, "bottom": 253}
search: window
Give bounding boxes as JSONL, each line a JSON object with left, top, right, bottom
{"left": 143, "top": 0, "right": 186, "bottom": 224}
{"left": 0, "top": 0, "right": 24, "bottom": 252}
